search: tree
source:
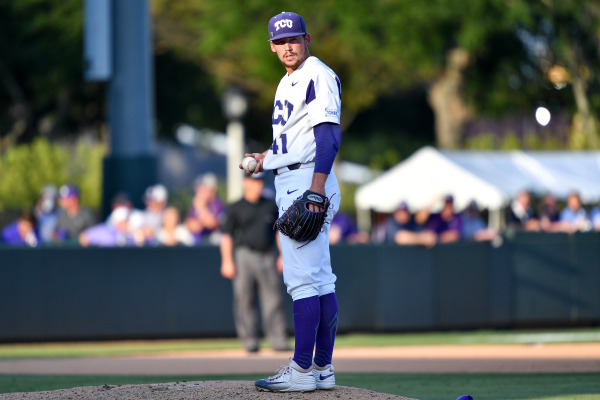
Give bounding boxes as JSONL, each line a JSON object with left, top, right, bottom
{"left": 2, "top": 0, "right": 598, "bottom": 167}
{"left": 0, "top": 1, "right": 102, "bottom": 150}
{"left": 152, "top": 0, "right": 554, "bottom": 150}
{"left": 516, "top": 0, "right": 600, "bottom": 149}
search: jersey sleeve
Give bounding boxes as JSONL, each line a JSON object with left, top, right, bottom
{"left": 306, "top": 69, "right": 341, "bottom": 127}
{"left": 314, "top": 122, "right": 341, "bottom": 174}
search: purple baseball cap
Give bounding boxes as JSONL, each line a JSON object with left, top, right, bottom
{"left": 268, "top": 12, "right": 306, "bottom": 41}
{"left": 59, "top": 184, "right": 79, "bottom": 199}
{"left": 396, "top": 201, "right": 409, "bottom": 211}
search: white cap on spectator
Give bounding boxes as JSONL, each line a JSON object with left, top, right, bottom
{"left": 109, "top": 206, "right": 130, "bottom": 226}
{"left": 145, "top": 184, "right": 168, "bottom": 202}
{"left": 195, "top": 172, "right": 218, "bottom": 189}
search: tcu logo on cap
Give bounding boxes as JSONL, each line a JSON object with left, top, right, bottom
{"left": 274, "top": 19, "right": 293, "bottom": 31}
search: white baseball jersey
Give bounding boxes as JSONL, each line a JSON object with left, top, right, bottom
{"left": 263, "top": 56, "right": 341, "bottom": 171}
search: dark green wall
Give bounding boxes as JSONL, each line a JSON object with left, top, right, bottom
{"left": 510, "top": 232, "right": 600, "bottom": 325}
{"left": 1, "top": 232, "right": 598, "bottom": 342}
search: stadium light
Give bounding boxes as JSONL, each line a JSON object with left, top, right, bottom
{"left": 223, "top": 87, "right": 248, "bottom": 203}
{"left": 535, "top": 106, "right": 551, "bottom": 127}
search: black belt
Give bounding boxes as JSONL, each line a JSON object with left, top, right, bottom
{"left": 273, "top": 163, "right": 302, "bottom": 176}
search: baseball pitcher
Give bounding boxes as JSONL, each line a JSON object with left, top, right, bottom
{"left": 242, "top": 11, "right": 342, "bottom": 393}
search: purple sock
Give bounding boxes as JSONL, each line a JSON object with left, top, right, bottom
{"left": 292, "top": 295, "right": 320, "bottom": 369}
{"left": 314, "top": 292, "right": 338, "bottom": 367}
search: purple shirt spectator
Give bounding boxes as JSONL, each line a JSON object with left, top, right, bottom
{"left": 185, "top": 173, "right": 226, "bottom": 244}
{"left": 81, "top": 224, "right": 135, "bottom": 247}
{"left": 427, "top": 212, "right": 462, "bottom": 235}
{"left": 2, "top": 222, "right": 40, "bottom": 247}
{"left": 330, "top": 213, "right": 359, "bottom": 244}
{"left": 79, "top": 206, "right": 136, "bottom": 247}
{"left": 187, "top": 198, "right": 225, "bottom": 241}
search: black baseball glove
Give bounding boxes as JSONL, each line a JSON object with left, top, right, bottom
{"left": 274, "top": 190, "right": 330, "bottom": 243}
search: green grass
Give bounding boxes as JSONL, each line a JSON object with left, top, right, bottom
{"left": 1, "top": 328, "right": 599, "bottom": 399}
{"left": 0, "top": 338, "right": 242, "bottom": 359}
{"left": 335, "top": 328, "right": 600, "bottom": 347}
{"left": 338, "top": 373, "right": 600, "bottom": 400}
{"left": 2, "top": 328, "right": 599, "bottom": 359}
{"left": 1, "top": 373, "right": 599, "bottom": 399}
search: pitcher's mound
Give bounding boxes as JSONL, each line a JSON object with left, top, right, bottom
{"left": 0, "top": 380, "right": 418, "bottom": 400}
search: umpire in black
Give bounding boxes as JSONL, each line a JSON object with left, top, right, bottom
{"left": 220, "top": 172, "right": 290, "bottom": 353}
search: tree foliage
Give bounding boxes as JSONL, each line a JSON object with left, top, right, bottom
{"left": 515, "top": 0, "right": 600, "bottom": 148}
{"left": 0, "top": 0, "right": 103, "bottom": 148}
{"left": 0, "top": 0, "right": 599, "bottom": 170}
{"left": 0, "top": 137, "right": 105, "bottom": 211}
{"left": 153, "top": 0, "right": 593, "bottom": 152}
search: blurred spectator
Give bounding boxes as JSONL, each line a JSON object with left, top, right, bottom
{"left": 155, "top": 206, "right": 195, "bottom": 246}
{"left": 55, "top": 184, "right": 97, "bottom": 243}
{"left": 329, "top": 212, "right": 369, "bottom": 245}
{"left": 384, "top": 202, "right": 436, "bottom": 247}
{"left": 185, "top": 173, "right": 225, "bottom": 245}
{"left": 33, "top": 184, "right": 60, "bottom": 243}
{"left": 1, "top": 211, "right": 40, "bottom": 247}
{"left": 110, "top": 192, "right": 134, "bottom": 213}
{"left": 416, "top": 195, "right": 462, "bottom": 244}
{"left": 79, "top": 206, "right": 136, "bottom": 247}
{"left": 130, "top": 184, "right": 169, "bottom": 245}
{"left": 538, "top": 194, "right": 562, "bottom": 232}
{"left": 590, "top": 202, "right": 600, "bottom": 231}
{"left": 460, "top": 200, "right": 498, "bottom": 242}
{"left": 369, "top": 213, "right": 388, "bottom": 244}
{"left": 559, "top": 191, "right": 591, "bottom": 233}
{"left": 506, "top": 190, "right": 540, "bottom": 231}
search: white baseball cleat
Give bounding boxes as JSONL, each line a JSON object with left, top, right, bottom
{"left": 255, "top": 358, "right": 317, "bottom": 392}
{"left": 312, "top": 362, "right": 335, "bottom": 389}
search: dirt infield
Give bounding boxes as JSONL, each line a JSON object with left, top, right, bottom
{"left": 2, "top": 343, "right": 599, "bottom": 375}
{"left": 1, "top": 343, "right": 599, "bottom": 400}
{"left": 0, "top": 381, "right": 417, "bottom": 400}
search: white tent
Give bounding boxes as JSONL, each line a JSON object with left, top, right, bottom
{"left": 354, "top": 146, "right": 600, "bottom": 230}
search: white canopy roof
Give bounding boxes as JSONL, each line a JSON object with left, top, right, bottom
{"left": 355, "top": 146, "right": 600, "bottom": 214}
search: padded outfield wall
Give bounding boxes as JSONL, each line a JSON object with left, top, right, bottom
{"left": 0, "top": 232, "right": 598, "bottom": 342}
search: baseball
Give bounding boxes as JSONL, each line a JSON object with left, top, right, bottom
{"left": 242, "top": 156, "right": 258, "bottom": 172}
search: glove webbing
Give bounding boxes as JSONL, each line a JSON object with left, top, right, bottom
{"left": 274, "top": 192, "right": 335, "bottom": 248}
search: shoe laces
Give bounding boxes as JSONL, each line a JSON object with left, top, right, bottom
{"left": 268, "top": 358, "right": 293, "bottom": 380}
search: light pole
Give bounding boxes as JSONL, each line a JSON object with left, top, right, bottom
{"left": 222, "top": 87, "right": 248, "bottom": 203}
{"left": 85, "top": 0, "right": 158, "bottom": 218}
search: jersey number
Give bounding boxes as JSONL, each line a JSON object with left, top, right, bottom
{"left": 270, "top": 134, "right": 288, "bottom": 154}
{"left": 272, "top": 100, "right": 294, "bottom": 126}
